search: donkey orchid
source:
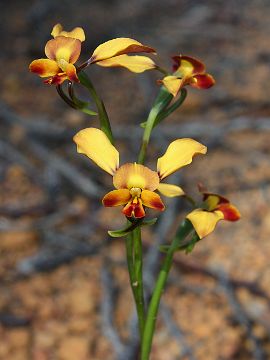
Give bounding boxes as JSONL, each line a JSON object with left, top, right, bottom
{"left": 73, "top": 128, "right": 207, "bottom": 218}
{"left": 187, "top": 191, "right": 240, "bottom": 239}
{"left": 29, "top": 24, "right": 85, "bottom": 85}
{"left": 158, "top": 55, "right": 215, "bottom": 97}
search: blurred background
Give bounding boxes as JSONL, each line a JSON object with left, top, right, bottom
{"left": 1, "top": 0, "right": 270, "bottom": 359}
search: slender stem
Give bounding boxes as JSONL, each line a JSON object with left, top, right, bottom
{"left": 125, "top": 228, "right": 145, "bottom": 340}
{"left": 155, "top": 66, "right": 169, "bottom": 75}
{"left": 133, "top": 226, "right": 146, "bottom": 337}
{"left": 78, "top": 71, "right": 114, "bottom": 144}
{"left": 141, "top": 220, "right": 193, "bottom": 360}
{"left": 56, "top": 85, "right": 78, "bottom": 109}
{"left": 137, "top": 88, "right": 173, "bottom": 164}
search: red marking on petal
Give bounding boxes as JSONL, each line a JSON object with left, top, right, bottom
{"left": 122, "top": 201, "right": 134, "bottom": 217}
{"left": 217, "top": 203, "right": 241, "bottom": 221}
{"left": 44, "top": 73, "right": 67, "bottom": 85}
{"left": 172, "top": 55, "right": 206, "bottom": 74}
{"left": 203, "top": 192, "right": 229, "bottom": 205}
{"left": 141, "top": 190, "right": 165, "bottom": 211}
{"left": 122, "top": 200, "right": 145, "bottom": 218}
{"left": 191, "top": 74, "right": 215, "bottom": 89}
{"left": 133, "top": 201, "right": 146, "bottom": 218}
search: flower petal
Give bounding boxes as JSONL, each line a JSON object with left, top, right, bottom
{"left": 51, "top": 24, "right": 85, "bottom": 42}
{"left": 204, "top": 194, "right": 226, "bottom": 211}
{"left": 73, "top": 128, "right": 119, "bottom": 175}
{"left": 102, "top": 189, "right": 131, "bottom": 207}
{"left": 122, "top": 199, "right": 145, "bottom": 218}
{"left": 217, "top": 203, "right": 241, "bottom": 221}
{"left": 141, "top": 190, "right": 165, "bottom": 211}
{"left": 203, "top": 192, "right": 229, "bottom": 206}
{"left": 90, "top": 38, "right": 156, "bottom": 63}
{"left": 51, "top": 23, "right": 63, "bottom": 38}
{"left": 190, "top": 74, "right": 215, "bottom": 89}
{"left": 65, "top": 63, "right": 79, "bottom": 82}
{"left": 157, "top": 139, "right": 207, "bottom": 180}
{"left": 157, "top": 183, "right": 185, "bottom": 197}
{"left": 172, "top": 55, "right": 205, "bottom": 76}
{"left": 29, "top": 59, "right": 60, "bottom": 77}
{"left": 96, "top": 54, "right": 156, "bottom": 73}
{"left": 186, "top": 209, "right": 224, "bottom": 239}
{"left": 113, "top": 163, "right": 160, "bottom": 191}
{"left": 45, "top": 36, "right": 81, "bottom": 64}
{"left": 158, "top": 76, "right": 183, "bottom": 97}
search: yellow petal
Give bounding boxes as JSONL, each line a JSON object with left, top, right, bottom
{"left": 51, "top": 24, "right": 85, "bottom": 42}
{"left": 205, "top": 194, "right": 221, "bottom": 211}
{"left": 186, "top": 209, "right": 224, "bottom": 239}
{"left": 51, "top": 23, "right": 63, "bottom": 38}
{"left": 73, "top": 128, "right": 119, "bottom": 175}
{"left": 29, "top": 59, "right": 60, "bottom": 77}
{"left": 102, "top": 189, "right": 131, "bottom": 207}
{"left": 113, "top": 163, "right": 160, "bottom": 191}
{"left": 157, "top": 183, "right": 185, "bottom": 197}
{"left": 90, "top": 37, "right": 156, "bottom": 63}
{"left": 158, "top": 76, "right": 183, "bottom": 97}
{"left": 157, "top": 139, "right": 207, "bottom": 180}
{"left": 96, "top": 54, "right": 156, "bottom": 73}
{"left": 45, "top": 36, "right": 81, "bottom": 64}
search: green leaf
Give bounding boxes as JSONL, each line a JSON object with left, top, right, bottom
{"left": 80, "top": 107, "right": 98, "bottom": 116}
{"left": 141, "top": 218, "right": 157, "bottom": 227}
{"left": 158, "top": 245, "right": 170, "bottom": 253}
{"left": 153, "top": 88, "right": 187, "bottom": 128}
{"left": 185, "top": 234, "right": 200, "bottom": 253}
{"left": 70, "top": 89, "right": 98, "bottom": 116}
{"left": 140, "top": 121, "right": 147, "bottom": 128}
{"left": 158, "top": 220, "right": 200, "bottom": 253}
{"left": 108, "top": 217, "right": 157, "bottom": 238}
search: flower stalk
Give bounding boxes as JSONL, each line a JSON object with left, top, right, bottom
{"left": 141, "top": 219, "right": 194, "bottom": 359}
{"left": 138, "top": 87, "right": 173, "bottom": 164}
{"left": 78, "top": 71, "right": 114, "bottom": 144}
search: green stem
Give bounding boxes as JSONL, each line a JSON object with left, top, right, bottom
{"left": 78, "top": 71, "right": 114, "bottom": 144}
{"left": 125, "top": 227, "right": 145, "bottom": 340}
{"left": 133, "top": 226, "right": 146, "bottom": 338}
{"left": 141, "top": 219, "right": 193, "bottom": 360}
{"left": 137, "top": 88, "right": 173, "bottom": 164}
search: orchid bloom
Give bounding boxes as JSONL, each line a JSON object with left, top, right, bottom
{"left": 158, "top": 55, "right": 215, "bottom": 97}
{"left": 29, "top": 24, "right": 85, "bottom": 85}
{"left": 73, "top": 128, "right": 207, "bottom": 218}
{"left": 29, "top": 24, "right": 157, "bottom": 85}
{"left": 187, "top": 191, "right": 241, "bottom": 239}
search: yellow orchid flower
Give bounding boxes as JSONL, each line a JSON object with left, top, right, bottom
{"left": 29, "top": 24, "right": 156, "bottom": 85}
{"left": 158, "top": 55, "right": 215, "bottom": 97}
{"left": 73, "top": 128, "right": 207, "bottom": 218}
{"left": 29, "top": 24, "right": 85, "bottom": 85}
{"left": 187, "top": 191, "right": 241, "bottom": 239}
